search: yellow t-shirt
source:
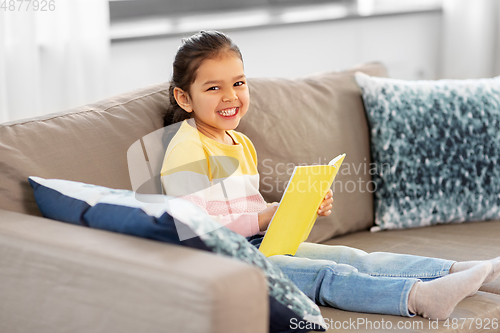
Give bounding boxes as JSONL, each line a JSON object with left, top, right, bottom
{"left": 160, "top": 119, "right": 267, "bottom": 237}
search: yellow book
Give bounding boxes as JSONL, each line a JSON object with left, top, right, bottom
{"left": 259, "top": 153, "right": 346, "bottom": 257}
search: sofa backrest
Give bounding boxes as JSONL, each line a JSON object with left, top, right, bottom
{"left": 238, "top": 62, "right": 388, "bottom": 241}
{"left": 0, "top": 62, "right": 388, "bottom": 239}
{"left": 0, "top": 84, "right": 170, "bottom": 216}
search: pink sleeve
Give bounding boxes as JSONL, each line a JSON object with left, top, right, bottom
{"left": 175, "top": 194, "right": 261, "bottom": 238}
{"left": 215, "top": 213, "right": 261, "bottom": 238}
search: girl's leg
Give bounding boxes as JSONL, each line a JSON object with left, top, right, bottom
{"left": 268, "top": 254, "right": 418, "bottom": 317}
{"left": 294, "top": 242, "right": 453, "bottom": 280}
{"left": 269, "top": 253, "right": 492, "bottom": 319}
{"left": 277, "top": 243, "right": 495, "bottom": 319}
{"left": 408, "top": 262, "right": 492, "bottom": 319}
{"left": 450, "top": 257, "right": 500, "bottom": 283}
{"left": 296, "top": 243, "right": 500, "bottom": 283}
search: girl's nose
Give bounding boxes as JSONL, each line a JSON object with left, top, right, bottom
{"left": 222, "top": 90, "right": 238, "bottom": 102}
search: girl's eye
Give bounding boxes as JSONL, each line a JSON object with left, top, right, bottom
{"left": 207, "top": 86, "right": 219, "bottom": 91}
{"left": 234, "top": 81, "right": 245, "bottom": 87}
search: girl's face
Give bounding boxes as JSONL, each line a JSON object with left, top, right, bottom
{"left": 175, "top": 53, "right": 249, "bottom": 142}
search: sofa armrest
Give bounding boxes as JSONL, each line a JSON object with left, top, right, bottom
{"left": 0, "top": 209, "right": 268, "bottom": 333}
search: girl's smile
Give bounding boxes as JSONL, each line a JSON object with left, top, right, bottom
{"left": 217, "top": 107, "right": 239, "bottom": 117}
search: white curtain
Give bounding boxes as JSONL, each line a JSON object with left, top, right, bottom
{"left": 441, "top": 0, "right": 500, "bottom": 79}
{"left": 0, "top": 0, "right": 109, "bottom": 123}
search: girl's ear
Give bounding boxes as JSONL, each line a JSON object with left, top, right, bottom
{"left": 173, "top": 87, "right": 193, "bottom": 113}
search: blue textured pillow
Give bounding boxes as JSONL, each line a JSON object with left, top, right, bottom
{"left": 355, "top": 73, "right": 500, "bottom": 231}
{"left": 29, "top": 176, "right": 326, "bottom": 332}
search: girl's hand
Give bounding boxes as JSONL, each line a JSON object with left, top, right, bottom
{"left": 317, "top": 189, "right": 333, "bottom": 217}
{"left": 258, "top": 203, "right": 279, "bottom": 231}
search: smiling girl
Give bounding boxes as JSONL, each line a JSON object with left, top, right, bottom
{"left": 160, "top": 30, "right": 500, "bottom": 320}
{"left": 161, "top": 31, "right": 333, "bottom": 237}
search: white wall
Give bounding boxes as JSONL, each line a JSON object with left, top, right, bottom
{"left": 109, "top": 12, "right": 442, "bottom": 96}
{"left": 496, "top": 2, "right": 500, "bottom": 76}
{"left": 440, "top": 0, "right": 499, "bottom": 79}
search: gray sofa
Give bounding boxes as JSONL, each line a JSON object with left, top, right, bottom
{"left": 1, "top": 62, "right": 499, "bottom": 333}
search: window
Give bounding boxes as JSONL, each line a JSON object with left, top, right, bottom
{"left": 109, "top": 0, "right": 348, "bottom": 22}
{"left": 108, "top": 0, "right": 439, "bottom": 41}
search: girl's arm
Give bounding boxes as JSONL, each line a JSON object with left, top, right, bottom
{"left": 211, "top": 211, "right": 262, "bottom": 237}
{"left": 163, "top": 181, "right": 266, "bottom": 237}
{"left": 258, "top": 203, "right": 278, "bottom": 231}
{"left": 233, "top": 190, "right": 333, "bottom": 234}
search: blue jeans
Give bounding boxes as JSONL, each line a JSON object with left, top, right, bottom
{"left": 265, "top": 242, "right": 454, "bottom": 317}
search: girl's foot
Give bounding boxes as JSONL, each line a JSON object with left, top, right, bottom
{"left": 450, "top": 257, "right": 500, "bottom": 284}
{"left": 408, "top": 262, "right": 492, "bottom": 320}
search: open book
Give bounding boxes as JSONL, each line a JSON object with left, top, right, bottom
{"left": 259, "top": 153, "right": 346, "bottom": 257}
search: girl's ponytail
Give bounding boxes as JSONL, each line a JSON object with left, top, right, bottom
{"left": 163, "top": 30, "right": 243, "bottom": 128}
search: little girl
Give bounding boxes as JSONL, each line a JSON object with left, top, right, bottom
{"left": 160, "top": 30, "right": 500, "bottom": 320}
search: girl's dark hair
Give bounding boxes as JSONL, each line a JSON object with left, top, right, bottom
{"left": 163, "top": 30, "right": 243, "bottom": 127}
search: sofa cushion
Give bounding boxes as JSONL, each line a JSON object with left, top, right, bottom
{"left": 355, "top": 73, "right": 500, "bottom": 231}
{"left": 237, "top": 62, "right": 388, "bottom": 242}
{"left": 29, "top": 176, "right": 327, "bottom": 333}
